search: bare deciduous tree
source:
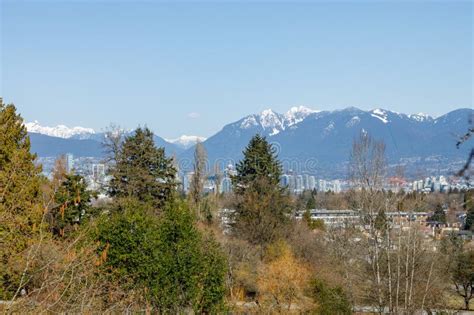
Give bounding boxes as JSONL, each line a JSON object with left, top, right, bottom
{"left": 102, "top": 124, "right": 125, "bottom": 165}
{"left": 349, "top": 131, "right": 387, "bottom": 311}
{"left": 348, "top": 131, "right": 447, "bottom": 313}
{"left": 189, "top": 141, "right": 208, "bottom": 218}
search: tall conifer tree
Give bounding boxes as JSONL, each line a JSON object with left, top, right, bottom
{"left": 0, "top": 99, "right": 43, "bottom": 299}
{"left": 233, "top": 134, "right": 282, "bottom": 192}
{"left": 231, "top": 135, "right": 291, "bottom": 247}
{"left": 109, "top": 127, "right": 177, "bottom": 208}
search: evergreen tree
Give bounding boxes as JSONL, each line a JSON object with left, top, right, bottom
{"left": 49, "top": 174, "right": 96, "bottom": 237}
{"left": 201, "top": 197, "right": 214, "bottom": 225}
{"left": 0, "top": 99, "right": 43, "bottom": 299}
{"left": 232, "top": 134, "right": 282, "bottom": 193}
{"left": 97, "top": 199, "right": 227, "bottom": 313}
{"left": 197, "top": 235, "right": 227, "bottom": 313}
{"left": 465, "top": 210, "right": 474, "bottom": 231}
{"left": 375, "top": 209, "right": 388, "bottom": 231}
{"left": 303, "top": 209, "right": 313, "bottom": 229}
{"left": 306, "top": 196, "right": 316, "bottom": 210}
{"left": 312, "top": 218, "right": 326, "bottom": 231}
{"left": 153, "top": 200, "right": 227, "bottom": 312}
{"left": 429, "top": 203, "right": 447, "bottom": 224}
{"left": 231, "top": 135, "right": 291, "bottom": 247}
{"left": 310, "top": 278, "right": 352, "bottom": 314}
{"left": 109, "top": 127, "right": 177, "bottom": 208}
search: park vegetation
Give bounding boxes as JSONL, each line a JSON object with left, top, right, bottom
{"left": 1, "top": 99, "right": 473, "bottom": 313}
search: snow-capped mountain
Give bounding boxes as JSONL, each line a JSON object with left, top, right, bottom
{"left": 177, "top": 106, "right": 473, "bottom": 177}
{"left": 369, "top": 108, "right": 435, "bottom": 124}
{"left": 408, "top": 112, "right": 434, "bottom": 122}
{"left": 26, "top": 106, "right": 472, "bottom": 178}
{"left": 25, "top": 121, "right": 95, "bottom": 139}
{"left": 284, "top": 106, "right": 320, "bottom": 127}
{"left": 166, "top": 135, "right": 207, "bottom": 150}
{"left": 370, "top": 108, "right": 390, "bottom": 124}
{"left": 25, "top": 121, "right": 185, "bottom": 156}
{"left": 239, "top": 106, "right": 319, "bottom": 136}
{"left": 240, "top": 109, "right": 285, "bottom": 136}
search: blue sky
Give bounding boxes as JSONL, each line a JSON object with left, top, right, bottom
{"left": 1, "top": 1, "right": 472, "bottom": 138}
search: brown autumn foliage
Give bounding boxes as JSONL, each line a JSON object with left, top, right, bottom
{"left": 2, "top": 224, "right": 148, "bottom": 313}
{"left": 256, "top": 241, "right": 313, "bottom": 313}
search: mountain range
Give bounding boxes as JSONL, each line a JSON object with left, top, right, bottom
{"left": 165, "top": 135, "right": 208, "bottom": 150}
{"left": 27, "top": 106, "right": 473, "bottom": 178}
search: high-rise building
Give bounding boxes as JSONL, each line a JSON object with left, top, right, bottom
{"left": 204, "top": 178, "right": 216, "bottom": 193}
{"left": 415, "top": 180, "right": 424, "bottom": 191}
{"left": 219, "top": 163, "right": 236, "bottom": 193}
{"left": 280, "top": 174, "right": 291, "bottom": 188}
{"left": 92, "top": 163, "right": 106, "bottom": 179}
{"left": 303, "top": 174, "right": 309, "bottom": 190}
{"left": 433, "top": 181, "right": 441, "bottom": 193}
{"left": 221, "top": 177, "right": 232, "bottom": 193}
{"left": 318, "top": 179, "right": 327, "bottom": 192}
{"left": 288, "top": 175, "right": 296, "bottom": 193}
{"left": 295, "top": 175, "right": 303, "bottom": 194}
{"left": 308, "top": 176, "right": 316, "bottom": 191}
{"left": 333, "top": 180, "right": 341, "bottom": 193}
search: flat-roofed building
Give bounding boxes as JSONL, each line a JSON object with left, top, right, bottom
{"left": 295, "top": 209, "right": 359, "bottom": 228}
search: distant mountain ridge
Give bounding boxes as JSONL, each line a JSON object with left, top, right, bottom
{"left": 25, "top": 122, "right": 196, "bottom": 156}
{"left": 26, "top": 106, "right": 473, "bottom": 178}
{"left": 25, "top": 121, "right": 96, "bottom": 139}
{"left": 238, "top": 106, "right": 319, "bottom": 136}
{"left": 177, "top": 106, "right": 473, "bottom": 177}
{"left": 165, "top": 135, "right": 207, "bottom": 150}
{"left": 29, "top": 132, "right": 103, "bottom": 157}
{"left": 24, "top": 121, "right": 203, "bottom": 148}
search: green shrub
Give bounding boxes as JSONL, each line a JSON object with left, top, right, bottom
{"left": 309, "top": 278, "right": 352, "bottom": 315}
{"left": 96, "top": 198, "right": 227, "bottom": 313}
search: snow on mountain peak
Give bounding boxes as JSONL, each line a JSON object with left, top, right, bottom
{"left": 165, "top": 135, "right": 207, "bottom": 149}
{"left": 240, "top": 106, "right": 319, "bottom": 135}
{"left": 237, "top": 106, "right": 437, "bottom": 136}
{"left": 286, "top": 105, "right": 318, "bottom": 115}
{"left": 25, "top": 121, "right": 95, "bottom": 139}
{"left": 370, "top": 108, "right": 389, "bottom": 124}
{"left": 409, "top": 112, "right": 433, "bottom": 122}
{"left": 259, "top": 109, "right": 285, "bottom": 132}
{"left": 240, "top": 115, "right": 259, "bottom": 129}
{"left": 260, "top": 108, "right": 276, "bottom": 116}
{"left": 285, "top": 106, "right": 319, "bottom": 126}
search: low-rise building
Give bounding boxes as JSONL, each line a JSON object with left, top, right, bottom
{"left": 295, "top": 209, "right": 359, "bottom": 228}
